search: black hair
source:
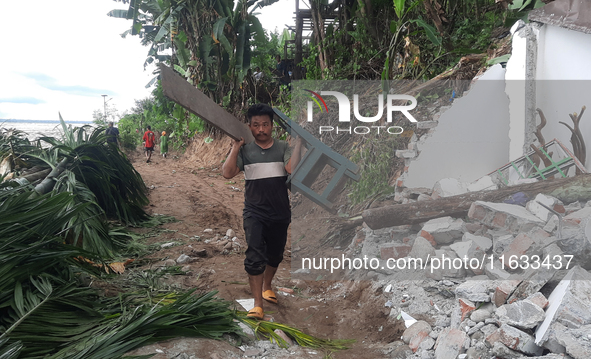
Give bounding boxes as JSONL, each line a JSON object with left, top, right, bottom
{"left": 147, "top": 125, "right": 151, "bottom": 130}
{"left": 246, "top": 103, "right": 274, "bottom": 124}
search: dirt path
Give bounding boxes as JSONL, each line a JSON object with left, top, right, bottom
{"left": 126, "top": 143, "right": 403, "bottom": 358}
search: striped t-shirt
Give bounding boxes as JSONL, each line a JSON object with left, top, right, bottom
{"left": 236, "top": 140, "right": 291, "bottom": 222}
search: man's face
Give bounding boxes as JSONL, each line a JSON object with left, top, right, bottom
{"left": 249, "top": 115, "right": 273, "bottom": 142}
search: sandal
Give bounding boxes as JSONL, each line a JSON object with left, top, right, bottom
{"left": 247, "top": 306, "right": 264, "bottom": 320}
{"left": 262, "top": 290, "right": 278, "bottom": 304}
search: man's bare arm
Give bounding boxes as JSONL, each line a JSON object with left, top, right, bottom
{"left": 285, "top": 137, "right": 303, "bottom": 175}
{"left": 222, "top": 138, "right": 244, "bottom": 179}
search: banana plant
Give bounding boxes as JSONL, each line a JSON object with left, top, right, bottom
{"left": 109, "top": 0, "right": 270, "bottom": 107}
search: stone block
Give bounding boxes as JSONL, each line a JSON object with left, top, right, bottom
{"left": 434, "top": 328, "right": 467, "bottom": 359}
{"left": 468, "top": 201, "right": 545, "bottom": 232}
{"left": 535, "top": 266, "right": 591, "bottom": 346}
{"left": 496, "top": 299, "right": 546, "bottom": 329}
{"left": 408, "top": 236, "right": 436, "bottom": 262}
{"left": 421, "top": 216, "right": 465, "bottom": 245}
{"left": 380, "top": 244, "right": 412, "bottom": 260}
{"left": 498, "top": 324, "right": 543, "bottom": 355}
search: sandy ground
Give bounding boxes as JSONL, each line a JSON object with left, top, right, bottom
{"left": 117, "top": 139, "right": 407, "bottom": 358}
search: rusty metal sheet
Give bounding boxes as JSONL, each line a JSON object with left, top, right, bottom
{"left": 159, "top": 64, "right": 255, "bottom": 143}
{"left": 530, "top": 0, "right": 591, "bottom": 34}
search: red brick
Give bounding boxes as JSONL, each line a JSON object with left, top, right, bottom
{"left": 459, "top": 298, "right": 476, "bottom": 322}
{"left": 493, "top": 280, "right": 521, "bottom": 307}
{"left": 492, "top": 212, "right": 507, "bottom": 228}
{"left": 528, "top": 292, "right": 549, "bottom": 309}
{"left": 500, "top": 234, "right": 535, "bottom": 271}
{"left": 380, "top": 244, "right": 412, "bottom": 260}
{"left": 419, "top": 230, "right": 437, "bottom": 247}
{"left": 553, "top": 204, "right": 565, "bottom": 214}
{"left": 468, "top": 203, "right": 487, "bottom": 221}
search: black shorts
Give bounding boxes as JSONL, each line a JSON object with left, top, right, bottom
{"left": 243, "top": 217, "right": 289, "bottom": 275}
{"left": 145, "top": 146, "right": 154, "bottom": 152}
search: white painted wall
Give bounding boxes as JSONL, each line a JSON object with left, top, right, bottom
{"left": 534, "top": 25, "right": 591, "bottom": 170}
{"left": 404, "top": 65, "right": 511, "bottom": 188}
{"left": 505, "top": 22, "right": 528, "bottom": 161}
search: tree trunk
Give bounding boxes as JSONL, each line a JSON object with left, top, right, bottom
{"left": 310, "top": 0, "right": 328, "bottom": 76}
{"left": 363, "top": 174, "right": 591, "bottom": 229}
{"left": 34, "top": 158, "right": 69, "bottom": 195}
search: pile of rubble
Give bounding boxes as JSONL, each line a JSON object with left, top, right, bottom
{"left": 346, "top": 179, "right": 591, "bottom": 358}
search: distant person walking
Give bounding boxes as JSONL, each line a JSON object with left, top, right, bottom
{"left": 160, "top": 131, "right": 169, "bottom": 158}
{"left": 143, "top": 126, "right": 155, "bottom": 163}
{"left": 105, "top": 122, "right": 120, "bottom": 147}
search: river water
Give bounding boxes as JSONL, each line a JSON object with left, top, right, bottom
{"left": 1, "top": 121, "right": 96, "bottom": 141}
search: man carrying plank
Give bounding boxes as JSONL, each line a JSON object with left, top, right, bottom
{"left": 222, "top": 103, "right": 301, "bottom": 320}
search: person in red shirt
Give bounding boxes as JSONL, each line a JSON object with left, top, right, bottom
{"left": 142, "top": 126, "right": 156, "bottom": 163}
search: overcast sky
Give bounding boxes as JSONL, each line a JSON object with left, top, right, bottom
{"left": 0, "top": 0, "right": 294, "bottom": 123}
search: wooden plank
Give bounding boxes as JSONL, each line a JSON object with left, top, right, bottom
{"left": 159, "top": 64, "right": 254, "bottom": 143}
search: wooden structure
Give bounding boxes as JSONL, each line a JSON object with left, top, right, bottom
{"left": 291, "top": 0, "right": 341, "bottom": 80}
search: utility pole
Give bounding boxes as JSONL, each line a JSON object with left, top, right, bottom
{"left": 101, "top": 94, "right": 112, "bottom": 123}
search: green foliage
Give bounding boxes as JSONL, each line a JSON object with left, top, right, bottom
{"left": 450, "top": 12, "right": 503, "bottom": 54}
{"left": 349, "top": 136, "right": 401, "bottom": 205}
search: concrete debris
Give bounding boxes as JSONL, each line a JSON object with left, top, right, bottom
{"left": 493, "top": 280, "right": 521, "bottom": 307}
{"left": 496, "top": 299, "right": 546, "bottom": 329}
{"left": 498, "top": 323, "right": 543, "bottom": 355}
{"left": 507, "top": 266, "right": 557, "bottom": 303}
{"left": 226, "top": 228, "right": 235, "bottom": 238}
{"left": 527, "top": 292, "right": 549, "bottom": 309}
{"left": 458, "top": 298, "right": 476, "bottom": 322}
{"left": 380, "top": 244, "right": 412, "bottom": 260}
{"left": 408, "top": 236, "right": 436, "bottom": 262}
{"left": 535, "top": 266, "right": 591, "bottom": 346}
{"left": 470, "top": 308, "right": 492, "bottom": 323}
{"left": 526, "top": 193, "right": 564, "bottom": 222}
{"left": 425, "top": 250, "right": 466, "bottom": 280}
{"left": 347, "top": 185, "right": 591, "bottom": 358}
{"left": 559, "top": 207, "right": 591, "bottom": 268}
{"left": 544, "top": 322, "right": 591, "bottom": 359}
{"left": 431, "top": 178, "right": 468, "bottom": 199}
{"left": 462, "top": 232, "right": 492, "bottom": 251}
{"left": 434, "top": 328, "right": 467, "bottom": 359}
{"left": 468, "top": 200, "right": 545, "bottom": 231}
{"left": 455, "top": 278, "right": 495, "bottom": 302}
{"left": 467, "top": 175, "right": 497, "bottom": 192}
{"left": 420, "top": 216, "right": 465, "bottom": 244}
{"left": 402, "top": 320, "right": 431, "bottom": 352}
